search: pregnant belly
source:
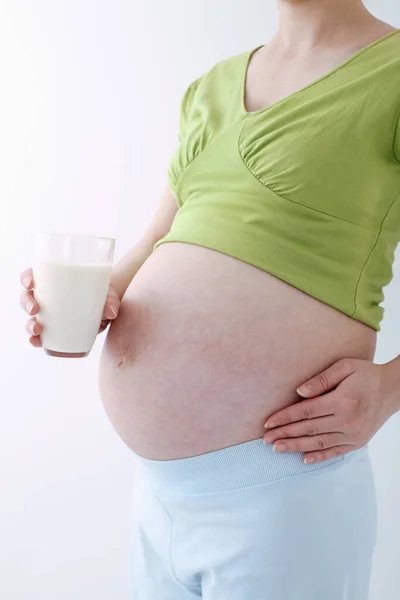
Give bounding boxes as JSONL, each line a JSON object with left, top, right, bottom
{"left": 99, "top": 242, "right": 377, "bottom": 460}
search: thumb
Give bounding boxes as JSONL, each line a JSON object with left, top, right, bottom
{"left": 103, "top": 286, "right": 121, "bottom": 320}
{"left": 296, "top": 359, "right": 356, "bottom": 398}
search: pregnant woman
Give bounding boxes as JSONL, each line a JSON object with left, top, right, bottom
{"left": 21, "top": 0, "right": 400, "bottom": 598}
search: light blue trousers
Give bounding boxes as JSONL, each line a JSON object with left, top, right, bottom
{"left": 130, "top": 438, "right": 377, "bottom": 599}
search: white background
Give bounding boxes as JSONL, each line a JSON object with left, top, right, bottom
{"left": 1, "top": 1, "right": 399, "bottom": 598}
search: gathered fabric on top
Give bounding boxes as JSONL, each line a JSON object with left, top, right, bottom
{"left": 155, "top": 30, "right": 400, "bottom": 331}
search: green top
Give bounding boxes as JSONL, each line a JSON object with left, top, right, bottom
{"left": 154, "top": 30, "right": 400, "bottom": 331}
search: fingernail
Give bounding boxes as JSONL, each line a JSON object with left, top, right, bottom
{"left": 304, "top": 457, "right": 315, "bottom": 464}
{"left": 29, "top": 322, "right": 36, "bottom": 335}
{"left": 22, "top": 275, "right": 31, "bottom": 288}
{"left": 27, "top": 300, "right": 34, "bottom": 314}
{"left": 273, "top": 443, "right": 286, "bottom": 451}
{"left": 264, "top": 422, "right": 270, "bottom": 429}
{"left": 110, "top": 305, "right": 118, "bottom": 318}
{"left": 297, "top": 385, "right": 310, "bottom": 396}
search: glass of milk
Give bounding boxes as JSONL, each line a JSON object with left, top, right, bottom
{"left": 32, "top": 233, "right": 115, "bottom": 358}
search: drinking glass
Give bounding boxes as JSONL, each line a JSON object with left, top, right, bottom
{"left": 32, "top": 233, "right": 115, "bottom": 358}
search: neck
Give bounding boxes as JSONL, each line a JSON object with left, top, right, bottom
{"left": 276, "top": 0, "right": 373, "bottom": 51}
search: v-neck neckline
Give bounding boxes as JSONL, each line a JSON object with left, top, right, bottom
{"left": 241, "top": 28, "right": 400, "bottom": 118}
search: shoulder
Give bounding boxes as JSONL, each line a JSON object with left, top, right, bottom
{"left": 374, "top": 30, "right": 400, "bottom": 71}
{"left": 209, "top": 47, "right": 251, "bottom": 74}
{"left": 204, "top": 47, "right": 250, "bottom": 86}
{"left": 186, "top": 47, "right": 251, "bottom": 95}
{"left": 348, "top": 31, "right": 400, "bottom": 107}
{"left": 377, "top": 32, "right": 400, "bottom": 103}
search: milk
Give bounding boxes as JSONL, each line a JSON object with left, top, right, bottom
{"left": 33, "top": 261, "right": 112, "bottom": 355}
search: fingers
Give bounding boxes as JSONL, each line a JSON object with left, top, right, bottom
{"left": 102, "top": 287, "right": 120, "bottom": 321}
{"left": 21, "top": 269, "right": 41, "bottom": 346}
{"left": 20, "top": 268, "right": 34, "bottom": 290}
{"left": 272, "top": 432, "right": 348, "bottom": 454}
{"left": 264, "top": 392, "right": 336, "bottom": 429}
{"left": 29, "top": 335, "right": 42, "bottom": 348}
{"left": 303, "top": 445, "right": 356, "bottom": 464}
{"left": 25, "top": 318, "right": 42, "bottom": 336}
{"left": 296, "top": 358, "right": 356, "bottom": 398}
{"left": 263, "top": 416, "right": 339, "bottom": 445}
{"left": 26, "top": 317, "right": 42, "bottom": 348}
{"left": 20, "top": 290, "right": 39, "bottom": 316}
{"left": 103, "top": 303, "right": 118, "bottom": 321}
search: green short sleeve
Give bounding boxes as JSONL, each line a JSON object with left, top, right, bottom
{"left": 177, "top": 76, "right": 202, "bottom": 143}
{"left": 167, "top": 76, "right": 203, "bottom": 194}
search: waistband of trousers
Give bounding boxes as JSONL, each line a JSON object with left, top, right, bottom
{"left": 132, "top": 437, "right": 367, "bottom": 495}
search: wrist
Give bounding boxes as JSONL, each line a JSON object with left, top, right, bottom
{"left": 379, "top": 357, "right": 400, "bottom": 415}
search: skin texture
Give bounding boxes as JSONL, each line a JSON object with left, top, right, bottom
{"left": 98, "top": 240, "right": 378, "bottom": 460}
{"left": 21, "top": 2, "right": 400, "bottom": 463}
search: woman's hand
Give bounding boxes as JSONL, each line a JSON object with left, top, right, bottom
{"left": 20, "top": 267, "right": 121, "bottom": 347}
{"left": 263, "top": 357, "right": 399, "bottom": 464}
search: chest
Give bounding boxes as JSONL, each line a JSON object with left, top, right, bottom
{"left": 244, "top": 46, "right": 369, "bottom": 113}
{"left": 169, "top": 40, "right": 400, "bottom": 234}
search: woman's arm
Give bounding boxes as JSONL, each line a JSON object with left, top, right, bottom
{"left": 110, "top": 184, "right": 178, "bottom": 300}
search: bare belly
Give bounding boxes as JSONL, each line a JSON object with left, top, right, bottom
{"left": 99, "top": 242, "right": 377, "bottom": 460}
